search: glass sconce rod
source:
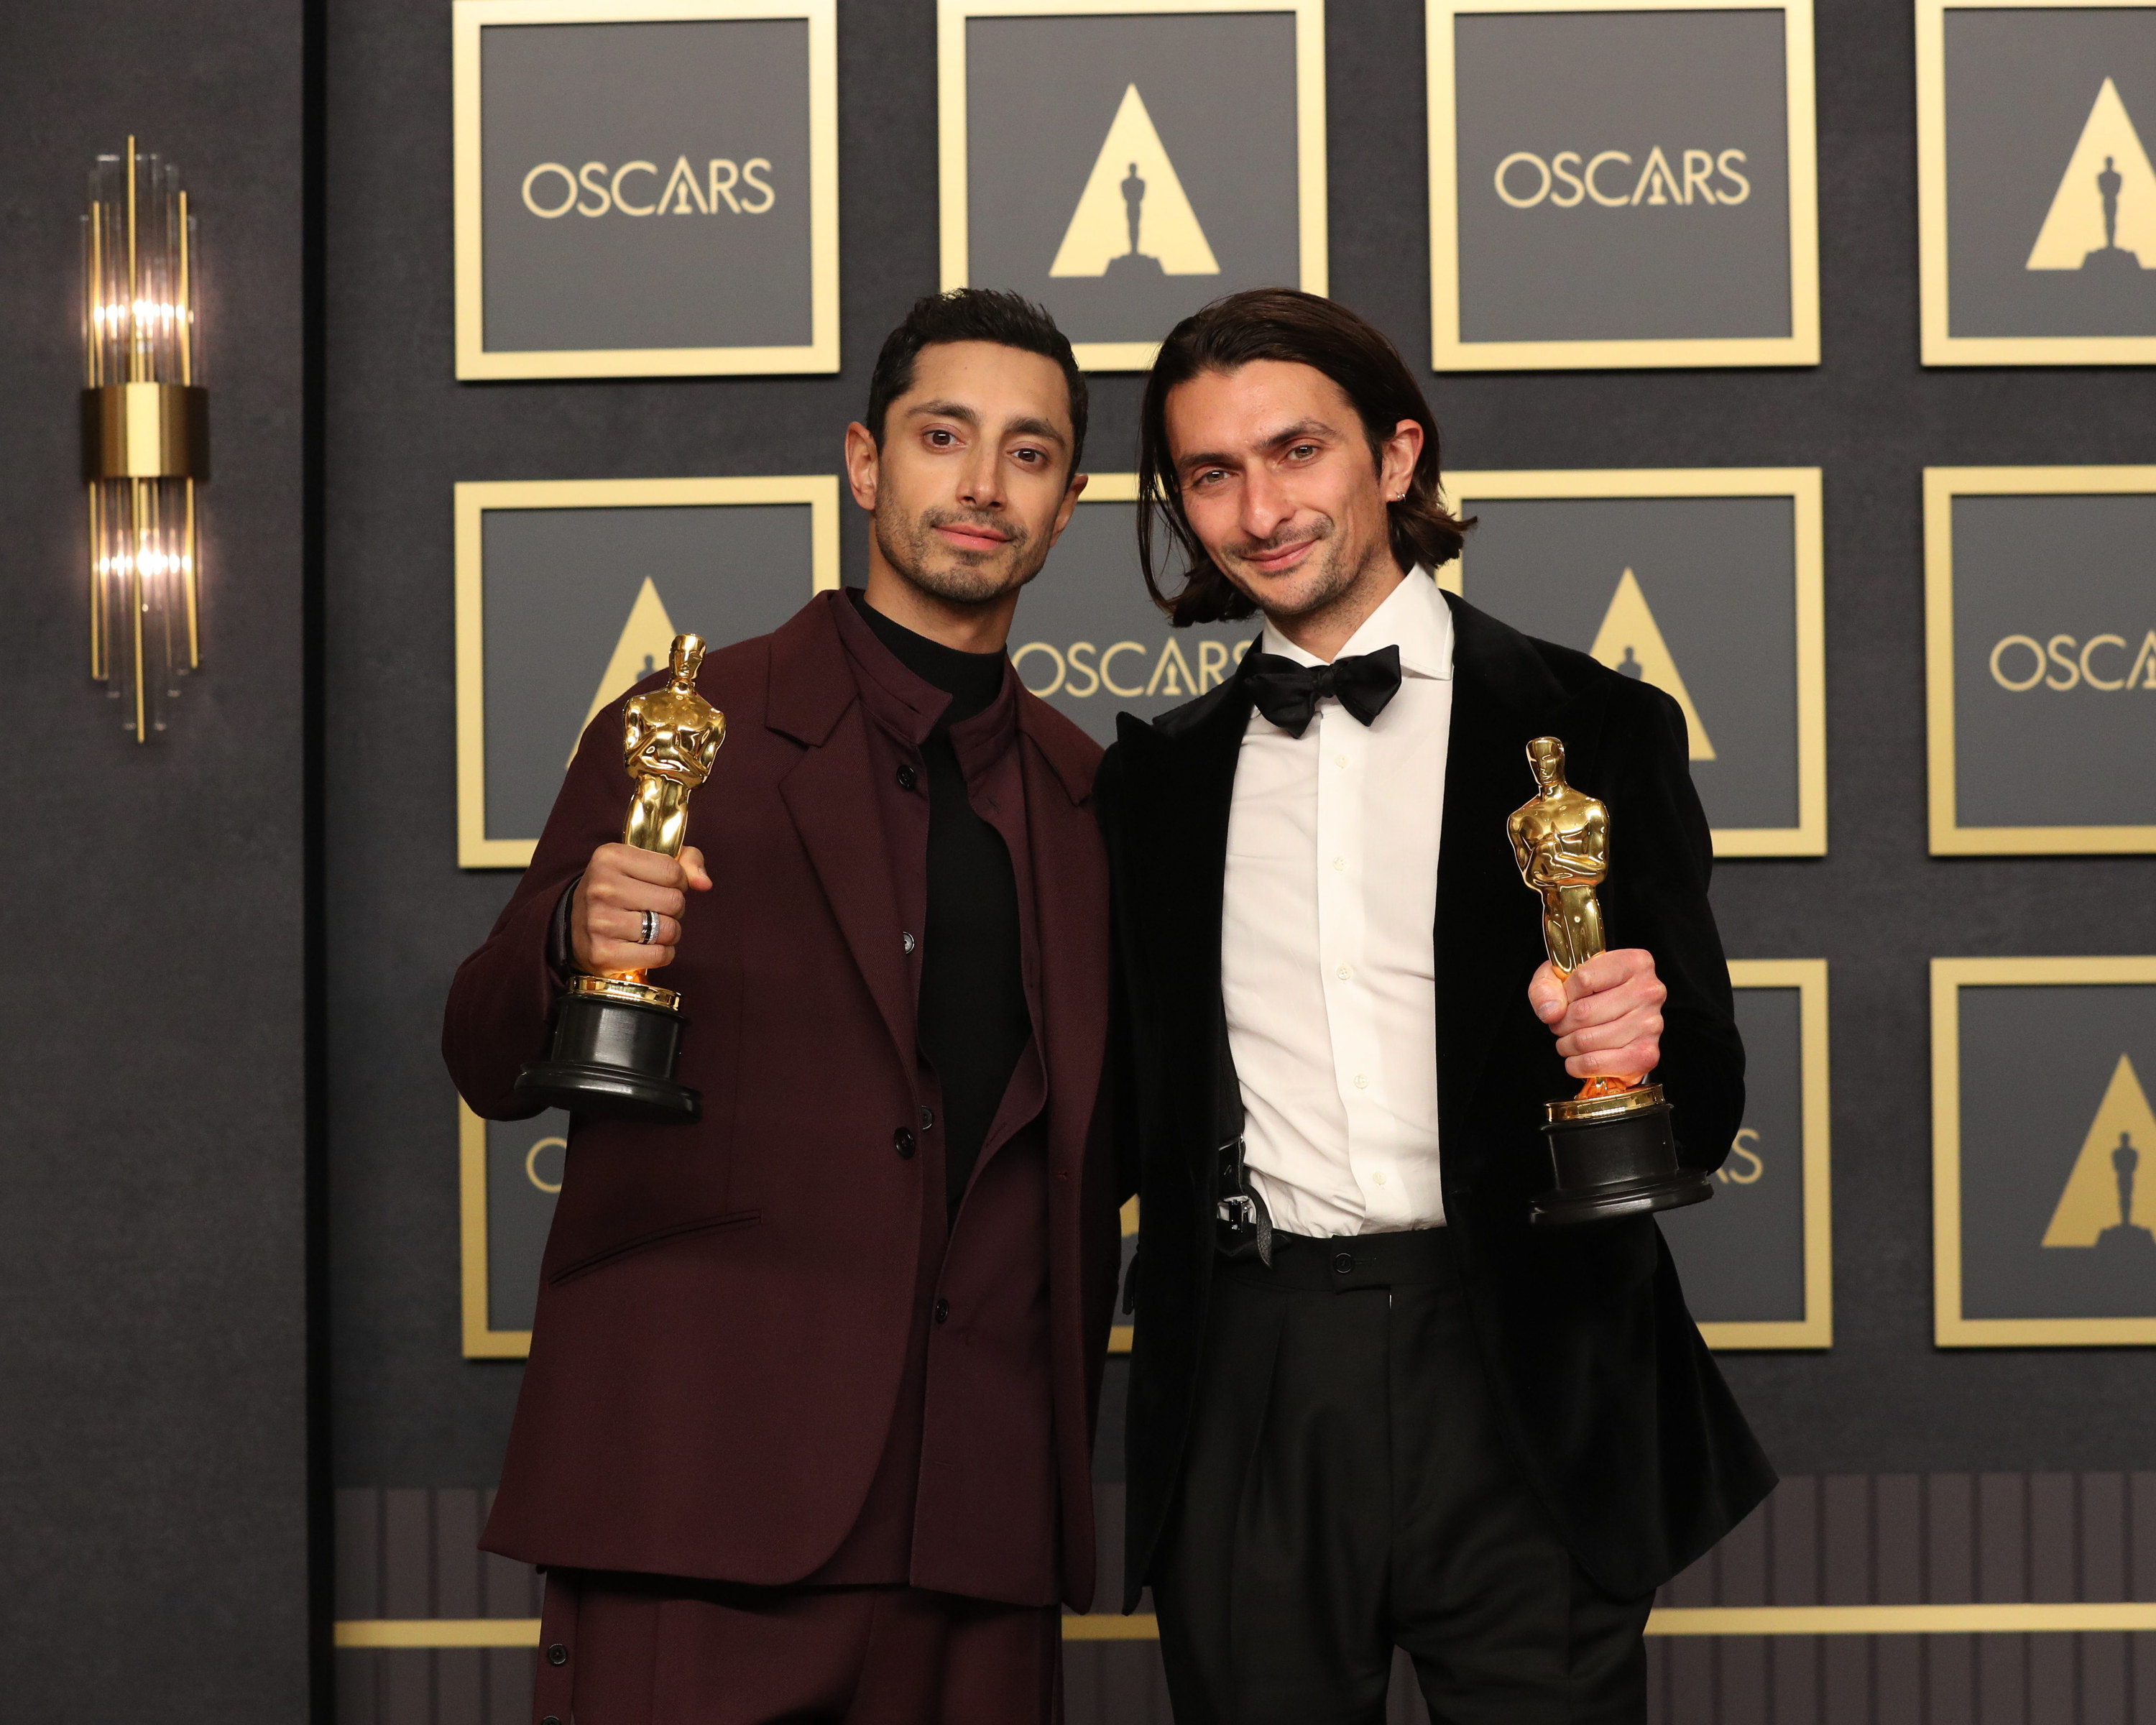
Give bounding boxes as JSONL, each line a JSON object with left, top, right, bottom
{"left": 83, "top": 137, "right": 208, "bottom": 741}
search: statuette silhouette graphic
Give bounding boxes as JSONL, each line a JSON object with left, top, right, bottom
{"left": 1508, "top": 737, "right": 1710, "bottom": 1225}
{"left": 518, "top": 632, "right": 723, "bottom": 1123}
{"left": 2027, "top": 77, "right": 2156, "bottom": 272}
{"left": 1049, "top": 83, "right": 1220, "bottom": 278}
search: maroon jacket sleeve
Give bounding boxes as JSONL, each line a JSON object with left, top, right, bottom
{"left": 441, "top": 694, "right": 650, "bottom": 1119}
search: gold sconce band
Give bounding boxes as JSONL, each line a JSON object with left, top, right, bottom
{"left": 81, "top": 382, "right": 208, "bottom": 482}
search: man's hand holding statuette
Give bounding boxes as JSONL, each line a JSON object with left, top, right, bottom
{"left": 1527, "top": 949, "right": 1666, "bottom": 1082}
{"left": 572, "top": 842, "right": 714, "bottom": 975}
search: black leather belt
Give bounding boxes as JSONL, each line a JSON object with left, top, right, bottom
{"left": 1218, "top": 1225, "right": 1456, "bottom": 1292}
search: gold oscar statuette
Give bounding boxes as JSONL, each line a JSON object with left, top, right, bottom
{"left": 1508, "top": 736, "right": 1711, "bottom": 1226}
{"left": 515, "top": 633, "right": 724, "bottom": 1125}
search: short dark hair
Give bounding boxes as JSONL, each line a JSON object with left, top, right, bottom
{"left": 865, "top": 288, "right": 1089, "bottom": 478}
{"left": 1136, "top": 288, "right": 1473, "bottom": 626}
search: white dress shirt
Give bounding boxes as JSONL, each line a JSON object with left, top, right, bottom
{"left": 1221, "top": 570, "right": 1454, "bottom": 1238}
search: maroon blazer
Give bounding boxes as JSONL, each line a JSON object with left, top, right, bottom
{"left": 447, "top": 594, "right": 1121, "bottom": 1610}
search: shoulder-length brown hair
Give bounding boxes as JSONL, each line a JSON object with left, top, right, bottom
{"left": 1136, "top": 288, "right": 1472, "bottom": 626}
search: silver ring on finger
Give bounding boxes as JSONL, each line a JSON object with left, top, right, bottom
{"left": 640, "top": 910, "right": 658, "bottom": 946}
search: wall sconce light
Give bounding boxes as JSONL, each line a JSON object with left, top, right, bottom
{"left": 83, "top": 138, "right": 207, "bottom": 742}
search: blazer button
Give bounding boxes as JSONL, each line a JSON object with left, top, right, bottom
{"left": 897, "top": 764, "right": 918, "bottom": 791}
{"left": 934, "top": 1297, "right": 950, "bottom": 1324}
{"left": 543, "top": 1717, "right": 563, "bottom": 1725}
{"left": 894, "top": 1128, "right": 916, "bottom": 1159}
{"left": 547, "top": 1643, "right": 568, "bottom": 1667}
{"left": 920, "top": 1105, "right": 935, "bottom": 1128}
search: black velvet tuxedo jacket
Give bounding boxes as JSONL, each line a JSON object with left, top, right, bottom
{"left": 1095, "top": 591, "right": 1775, "bottom": 1610}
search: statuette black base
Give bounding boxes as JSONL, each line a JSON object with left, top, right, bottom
{"left": 515, "top": 985, "right": 700, "bottom": 1124}
{"left": 1531, "top": 1084, "right": 1710, "bottom": 1227}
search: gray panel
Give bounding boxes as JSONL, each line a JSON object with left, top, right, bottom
{"left": 1950, "top": 494, "right": 2156, "bottom": 831}
{"left": 1957, "top": 985, "right": 2156, "bottom": 1320}
{"left": 1452, "top": 10, "right": 1792, "bottom": 342}
{"left": 964, "top": 14, "right": 1300, "bottom": 348}
{"left": 1943, "top": 9, "right": 2156, "bottom": 340}
{"left": 0, "top": 1, "right": 311, "bottom": 1712}
{"left": 1660, "top": 988, "right": 1808, "bottom": 1324}
{"left": 1010, "top": 497, "right": 1255, "bottom": 745}
{"left": 480, "top": 19, "right": 812, "bottom": 352}
{"left": 486, "top": 1110, "right": 567, "bottom": 1335}
{"left": 480, "top": 502, "right": 817, "bottom": 842}
{"left": 1458, "top": 495, "right": 1800, "bottom": 832}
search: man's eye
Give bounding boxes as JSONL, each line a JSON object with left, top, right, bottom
{"left": 1014, "top": 447, "right": 1044, "bottom": 464}
{"left": 1288, "top": 443, "right": 1317, "bottom": 461}
{"left": 927, "top": 429, "right": 955, "bottom": 446}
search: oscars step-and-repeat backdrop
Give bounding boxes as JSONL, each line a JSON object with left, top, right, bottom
{"left": 333, "top": 0, "right": 2156, "bottom": 1715}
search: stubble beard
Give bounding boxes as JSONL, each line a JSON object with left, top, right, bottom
{"left": 873, "top": 494, "right": 1044, "bottom": 607}
{"left": 1221, "top": 512, "right": 1388, "bottom": 626}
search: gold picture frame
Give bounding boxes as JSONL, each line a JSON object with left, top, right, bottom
{"left": 453, "top": 474, "right": 842, "bottom": 869}
{"left": 1923, "top": 465, "right": 2156, "bottom": 855}
{"left": 1440, "top": 467, "right": 1828, "bottom": 857}
{"left": 1703, "top": 960, "right": 1834, "bottom": 1351}
{"left": 1426, "top": 0, "right": 1821, "bottom": 372}
{"left": 1932, "top": 955, "right": 2156, "bottom": 1347}
{"left": 935, "top": 0, "right": 1329, "bottom": 373}
{"left": 451, "top": 0, "right": 839, "bottom": 379}
{"left": 459, "top": 1103, "right": 547, "bottom": 1358}
{"left": 1916, "top": 0, "right": 2156, "bottom": 367}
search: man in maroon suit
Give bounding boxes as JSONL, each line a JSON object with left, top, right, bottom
{"left": 443, "top": 290, "right": 1120, "bottom": 1724}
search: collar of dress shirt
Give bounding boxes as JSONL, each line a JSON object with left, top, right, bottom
{"left": 1253, "top": 566, "right": 1454, "bottom": 681}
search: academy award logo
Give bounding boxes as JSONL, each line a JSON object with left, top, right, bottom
{"left": 1430, "top": 0, "right": 1819, "bottom": 369}
{"left": 1588, "top": 569, "right": 1714, "bottom": 761}
{"left": 2040, "top": 1055, "right": 2156, "bottom": 1260}
{"left": 1006, "top": 477, "right": 1253, "bottom": 745}
{"left": 1444, "top": 472, "right": 1825, "bottom": 855}
{"left": 1935, "top": 960, "right": 2156, "bottom": 1343}
{"left": 453, "top": 477, "right": 839, "bottom": 868}
{"left": 941, "top": 0, "right": 1325, "bottom": 368}
{"left": 2027, "top": 79, "right": 2156, "bottom": 275}
{"left": 1048, "top": 86, "right": 1220, "bottom": 283}
{"left": 460, "top": 1103, "right": 568, "bottom": 1354}
{"left": 1660, "top": 964, "right": 1832, "bottom": 1348}
{"left": 452, "top": 1, "right": 838, "bottom": 378}
{"left": 1926, "top": 471, "right": 2156, "bottom": 852}
{"left": 1920, "top": 2, "right": 2156, "bottom": 361}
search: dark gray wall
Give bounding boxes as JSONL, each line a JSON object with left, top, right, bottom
{"left": 0, "top": 0, "right": 314, "bottom": 1716}
{"left": 325, "top": 0, "right": 2156, "bottom": 1509}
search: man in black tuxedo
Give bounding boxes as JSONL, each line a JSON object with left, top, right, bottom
{"left": 1096, "top": 289, "right": 1773, "bottom": 1724}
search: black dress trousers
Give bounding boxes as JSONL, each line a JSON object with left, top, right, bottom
{"left": 1151, "top": 1228, "right": 1652, "bottom": 1725}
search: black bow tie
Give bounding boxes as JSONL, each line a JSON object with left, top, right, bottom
{"left": 1243, "top": 645, "right": 1403, "bottom": 739}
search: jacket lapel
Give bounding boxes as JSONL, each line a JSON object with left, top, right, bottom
{"left": 1117, "top": 678, "right": 1251, "bottom": 1169}
{"left": 1434, "top": 596, "right": 1565, "bottom": 1148}
{"left": 768, "top": 598, "right": 914, "bottom": 1068}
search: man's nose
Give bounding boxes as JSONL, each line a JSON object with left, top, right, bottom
{"left": 1240, "top": 466, "right": 1295, "bottom": 541}
{"left": 956, "top": 444, "right": 1005, "bottom": 511}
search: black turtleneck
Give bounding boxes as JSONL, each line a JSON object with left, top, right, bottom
{"left": 849, "top": 589, "right": 1031, "bottom": 1219}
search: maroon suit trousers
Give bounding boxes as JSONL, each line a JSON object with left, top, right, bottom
{"left": 533, "top": 1568, "right": 1062, "bottom": 1725}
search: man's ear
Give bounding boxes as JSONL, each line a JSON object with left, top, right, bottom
{"left": 1047, "top": 469, "right": 1090, "bottom": 544}
{"left": 843, "top": 420, "right": 880, "bottom": 510}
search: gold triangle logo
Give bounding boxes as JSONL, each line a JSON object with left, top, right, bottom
{"left": 571, "top": 576, "right": 678, "bottom": 765}
{"left": 1049, "top": 84, "right": 1220, "bottom": 278}
{"left": 2042, "top": 1054, "right": 2156, "bottom": 1246}
{"left": 2027, "top": 78, "right": 2156, "bottom": 270}
{"left": 1586, "top": 569, "right": 1715, "bottom": 761}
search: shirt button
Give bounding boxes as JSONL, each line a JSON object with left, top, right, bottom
{"left": 894, "top": 1128, "right": 916, "bottom": 1159}
{"left": 1334, "top": 755, "right": 1349, "bottom": 769}
{"left": 1373, "top": 1171, "right": 1388, "bottom": 1186}
{"left": 934, "top": 1297, "right": 951, "bottom": 1324}
{"left": 902, "top": 930, "right": 916, "bottom": 954}
{"left": 1332, "top": 857, "right": 1346, "bottom": 871}
{"left": 896, "top": 764, "right": 918, "bottom": 791}
{"left": 1336, "top": 964, "right": 1353, "bottom": 980}
{"left": 1354, "top": 1074, "right": 1370, "bottom": 1090}
{"left": 921, "top": 1105, "right": 935, "bottom": 1128}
